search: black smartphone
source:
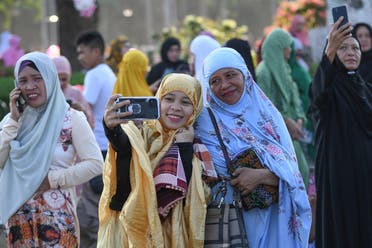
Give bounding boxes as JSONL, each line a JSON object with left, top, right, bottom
{"left": 332, "top": 5, "right": 349, "bottom": 28}
{"left": 13, "top": 79, "right": 25, "bottom": 113}
{"left": 115, "top": 97, "right": 160, "bottom": 120}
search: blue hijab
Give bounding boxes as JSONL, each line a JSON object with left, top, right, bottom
{"left": 195, "top": 47, "right": 311, "bottom": 247}
{"left": 0, "top": 52, "right": 68, "bottom": 223}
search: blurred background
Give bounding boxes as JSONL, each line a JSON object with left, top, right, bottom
{"left": 0, "top": 0, "right": 371, "bottom": 70}
{"left": 0, "top": 0, "right": 371, "bottom": 119}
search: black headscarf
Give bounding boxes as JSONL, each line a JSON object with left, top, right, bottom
{"left": 352, "top": 22, "right": 372, "bottom": 46}
{"left": 224, "top": 38, "right": 256, "bottom": 81}
{"left": 146, "top": 37, "right": 189, "bottom": 85}
{"left": 160, "top": 37, "right": 181, "bottom": 65}
{"left": 352, "top": 22, "right": 372, "bottom": 83}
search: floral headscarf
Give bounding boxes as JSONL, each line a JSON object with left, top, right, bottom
{"left": 195, "top": 47, "right": 311, "bottom": 247}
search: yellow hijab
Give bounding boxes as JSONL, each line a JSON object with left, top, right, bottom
{"left": 112, "top": 49, "right": 153, "bottom": 96}
{"left": 98, "top": 73, "right": 209, "bottom": 248}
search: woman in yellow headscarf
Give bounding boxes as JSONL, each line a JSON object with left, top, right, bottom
{"left": 113, "top": 49, "right": 153, "bottom": 96}
{"left": 98, "top": 73, "right": 217, "bottom": 247}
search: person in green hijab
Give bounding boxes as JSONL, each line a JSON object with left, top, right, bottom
{"left": 256, "top": 28, "right": 309, "bottom": 187}
{"left": 288, "top": 39, "right": 316, "bottom": 169}
{"left": 289, "top": 41, "right": 312, "bottom": 116}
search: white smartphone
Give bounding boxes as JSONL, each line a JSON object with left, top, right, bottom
{"left": 115, "top": 97, "right": 160, "bottom": 120}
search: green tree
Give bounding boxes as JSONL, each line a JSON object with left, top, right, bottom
{"left": 0, "top": 0, "right": 41, "bottom": 29}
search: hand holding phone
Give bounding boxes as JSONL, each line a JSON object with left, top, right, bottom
{"left": 332, "top": 5, "right": 349, "bottom": 28}
{"left": 13, "top": 79, "right": 25, "bottom": 113}
{"left": 325, "top": 5, "right": 352, "bottom": 63}
{"left": 115, "top": 97, "right": 160, "bottom": 120}
{"left": 8, "top": 81, "right": 25, "bottom": 121}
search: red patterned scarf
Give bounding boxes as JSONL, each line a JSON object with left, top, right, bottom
{"left": 153, "top": 140, "right": 216, "bottom": 218}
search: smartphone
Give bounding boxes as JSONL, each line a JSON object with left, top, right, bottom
{"left": 332, "top": 5, "right": 349, "bottom": 28}
{"left": 115, "top": 97, "right": 160, "bottom": 120}
{"left": 13, "top": 79, "right": 25, "bottom": 113}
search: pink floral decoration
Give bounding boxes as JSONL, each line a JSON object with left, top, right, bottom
{"left": 73, "top": 0, "right": 97, "bottom": 18}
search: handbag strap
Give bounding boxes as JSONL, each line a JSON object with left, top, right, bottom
{"left": 207, "top": 107, "right": 243, "bottom": 208}
{"left": 206, "top": 107, "right": 231, "bottom": 167}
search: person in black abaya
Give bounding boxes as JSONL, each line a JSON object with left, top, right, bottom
{"left": 352, "top": 22, "right": 372, "bottom": 84}
{"left": 146, "top": 37, "right": 189, "bottom": 93}
{"left": 309, "top": 17, "right": 372, "bottom": 248}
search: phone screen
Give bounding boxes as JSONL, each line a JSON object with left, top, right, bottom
{"left": 332, "top": 5, "right": 349, "bottom": 27}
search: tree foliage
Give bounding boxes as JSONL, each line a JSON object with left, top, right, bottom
{"left": 155, "top": 14, "right": 248, "bottom": 58}
{"left": 0, "top": 0, "right": 41, "bottom": 29}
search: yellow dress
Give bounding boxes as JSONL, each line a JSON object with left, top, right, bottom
{"left": 98, "top": 73, "right": 211, "bottom": 248}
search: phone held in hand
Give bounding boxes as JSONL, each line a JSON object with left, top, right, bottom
{"left": 332, "top": 5, "right": 349, "bottom": 28}
{"left": 115, "top": 96, "right": 160, "bottom": 120}
{"left": 13, "top": 79, "right": 25, "bottom": 113}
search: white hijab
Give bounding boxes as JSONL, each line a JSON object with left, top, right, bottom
{"left": 0, "top": 52, "right": 68, "bottom": 223}
{"left": 190, "top": 35, "right": 220, "bottom": 105}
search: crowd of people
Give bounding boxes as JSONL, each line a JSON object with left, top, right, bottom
{"left": 0, "top": 13, "right": 371, "bottom": 248}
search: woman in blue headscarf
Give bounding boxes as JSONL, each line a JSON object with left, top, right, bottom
{"left": 195, "top": 47, "right": 311, "bottom": 247}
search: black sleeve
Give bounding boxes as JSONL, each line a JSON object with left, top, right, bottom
{"left": 312, "top": 54, "right": 337, "bottom": 95}
{"left": 104, "top": 121, "right": 130, "bottom": 152}
{"left": 310, "top": 53, "right": 337, "bottom": 113}
{"left": 103, "top": 121, "right": 132, "bottom": 211}
{"left": 146, "top": 63, "right": 163, "bottom": 85}
{"left": 176, "top": 142, "right": 193, "bottom": 184}
{"left": 175, "top": 61, "right": 190, "bottom": 74}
